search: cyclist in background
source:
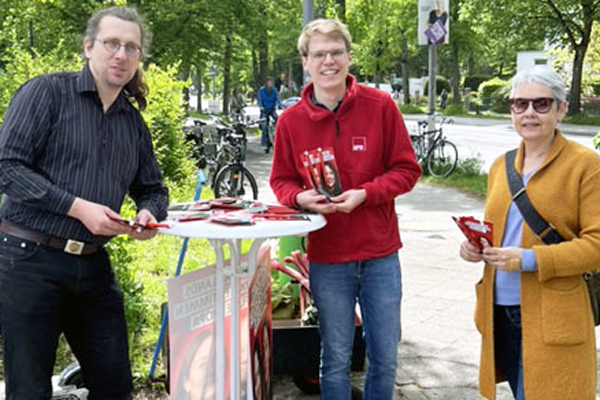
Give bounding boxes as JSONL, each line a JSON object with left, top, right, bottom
{"left": 257, "top": 77, "right": 282, "bottom": 152}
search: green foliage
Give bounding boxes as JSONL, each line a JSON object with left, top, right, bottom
{"left": 424, "top": 156, "right": 488, "bottom": 198}
{"left": 463, "top": 75, "right": 493, "bottom": 92}
{"left": 400, "top": 103, "right": 426, "bottom": 114}
{"left": 565, "top": 112, "right": 600, "bottom": 126}
{"left": 424, "top": 75, "right": 451, "bottom": 96}
{"left": 478, "top": 77, "right": 510, "bottom": 112}
{"left": 478, "top": 77, "right": 507, "bottom": 100}
{"left": 0, "top": 44, "right": 81, "bottom": 122}
{"left": 143, "top": 64, "right": 196, "bottom": 187}
{"left": 442, "top": 104, "right": 468, "bottom": 116}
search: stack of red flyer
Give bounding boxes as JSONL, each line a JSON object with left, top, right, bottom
{"left": 300, "top": 147, "right": 343, "bottom": 198}
{"left": 452, "top": 216, "right": 493, "bottom": 251}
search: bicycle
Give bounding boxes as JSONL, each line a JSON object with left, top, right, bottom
{"left": 410, "top": 118, "right": 458, "bottom": 178}
{"left": 211, "top": 120, "right": 259, "bottom": 200}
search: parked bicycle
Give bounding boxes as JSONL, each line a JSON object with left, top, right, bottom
{"left": 212, "top": 120, "right": 259, "bottom": 200}
{"left": 184, "top": 117, "right": 259, "bottom": 200}
{"left": 410, "top": 117, "right": 458, "bottom": 178}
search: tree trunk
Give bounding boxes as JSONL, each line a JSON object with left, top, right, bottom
{"left": 449, "top": 39, "right": 461, "bottom": 105}
{"left": 223, "top": 35, "right": 232, "bottom": 115}
{"left": 259, "top": 34, "right": 269, "bottom": 86}
{"left": 568, "top": 44, "right": 587, "bottom": 115}
{"left": 401, "top": 34, "right": 410, "bottom": 104}
{"left": 252, "top": 49, "right": 260, "bottom": 101}
{"left": 195, "top": 64, "right": 203, "bottom": 112}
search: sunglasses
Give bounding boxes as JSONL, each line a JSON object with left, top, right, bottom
{"left": 508, "top": 97, "right": 555, "bottom": 114}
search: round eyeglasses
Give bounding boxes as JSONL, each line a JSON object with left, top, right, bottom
{"left": 508, "top": 97, "right": 555, "bottom": 114}
{"left": 95, "top": 38, "right": 142, "bottom": 58}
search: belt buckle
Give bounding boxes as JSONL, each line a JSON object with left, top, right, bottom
{"left": 64, "top": 239, "right": 84, "bottom": 255}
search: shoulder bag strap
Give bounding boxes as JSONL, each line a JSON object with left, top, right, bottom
{"left": 504, "top": 149, "right": 564, "bottom": 245}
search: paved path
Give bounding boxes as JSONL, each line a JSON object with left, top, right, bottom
{"left": 245, "top": 136, "right": 600, "bottom": 399}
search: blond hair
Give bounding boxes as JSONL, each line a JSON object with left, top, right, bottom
{"left": 297, "top": 18, "right": 352, "bottom": 57}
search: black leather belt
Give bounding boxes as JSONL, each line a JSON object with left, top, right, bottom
{"left": 0, "top": 221, "right": 100, "bottom": 255}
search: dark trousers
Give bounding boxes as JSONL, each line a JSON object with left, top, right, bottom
{"left": 260, "top": 108, "right": 278, "bottom": 147}
{"left": 494, "top": 305, "right": 525, "bottom": 400}
{"left": 0, "top": 231, "right": 132, "bottom": 400}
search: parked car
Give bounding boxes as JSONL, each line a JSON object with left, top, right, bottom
{"left": 281, "top": 96, "right": 301, "bottom": 109}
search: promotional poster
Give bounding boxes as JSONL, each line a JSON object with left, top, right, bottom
{"left": 168, "top": 266, "right": 231, "bottom": 400}
{"left": 249, "top": 245, "right": 273, "bottom": 400}
{"left": 418, "top": 0, "right": 450, "bottom": 45}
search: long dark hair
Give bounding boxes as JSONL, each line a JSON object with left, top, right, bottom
{"left": 84, "top": 6, "right": 151, "bottom": 110}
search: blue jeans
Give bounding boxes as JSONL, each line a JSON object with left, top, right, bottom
{"left": 494, "top": 305, "right": 525, "bottom": 400}
{"left": 260, "top": 108, "right": 278, "bottom": 147}
{"left": 310, "top": 252, "right": 402, "bottom": 400}
{"left": 0, "top": 231, "right": 132, "bottom": 400}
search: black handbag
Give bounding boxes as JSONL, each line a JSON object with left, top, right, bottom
{"left": 505, "top": 149, "right": 600, "bottom": 326}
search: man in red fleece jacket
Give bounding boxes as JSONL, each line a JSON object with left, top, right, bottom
{"left": 270, "top": 18, "right": 421, "bottom": 400}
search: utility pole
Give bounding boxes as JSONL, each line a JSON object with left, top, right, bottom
{"left": 428, "top": 44, "right": 437, "bottom": 131}
{"left": 302, "top": 0, "right": 314, "bottom": 87}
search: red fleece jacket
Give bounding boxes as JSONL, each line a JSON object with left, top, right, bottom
{"left": 270, "top": 75, "right": 421, "bottom": 264}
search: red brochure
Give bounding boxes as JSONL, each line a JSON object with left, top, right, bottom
{"left": 452, "top": 216, "right": 493, "bottom": 251}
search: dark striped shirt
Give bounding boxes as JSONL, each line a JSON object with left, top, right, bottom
{"left": 0, "top": 65, "right": 168, "bottom": 245}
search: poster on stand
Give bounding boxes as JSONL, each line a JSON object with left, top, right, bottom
{"left": 418, "top": 0, "right": 450, "bottom": 45}
{"left": 238, "top": 276, "right": 250, "bottom": 400}
{"left": 249, "top": 245, "right": 273, "bottom": 400}
{"left": 168, "top": 265, "right": 232, "bottom": 400}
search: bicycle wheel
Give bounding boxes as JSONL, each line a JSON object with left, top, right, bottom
{"left": 427, "top": 139, "right": 458, "bottom": 178}
{"left": 214, "top": 164, "right": 259, "bottom": 200}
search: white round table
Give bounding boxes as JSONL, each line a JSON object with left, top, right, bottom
{"left": 159, "top": 212, "right": 325, "bottom": 400}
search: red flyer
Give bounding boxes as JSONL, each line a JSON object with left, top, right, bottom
{"left": 319, "top": 147, "right": 342, "bottom": 197}
{"left": 452, "top": 216, "right": 493, "bottom": 251}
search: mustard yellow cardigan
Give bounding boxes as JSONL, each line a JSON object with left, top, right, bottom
{"left": 475, "top": 131, "right": 600, "bottom": 400}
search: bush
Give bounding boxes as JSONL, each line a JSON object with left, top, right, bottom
{"left": 143, "top": 64, "right": 196, "bottom": 186}
{"left": 463, "top": 75, "right": 493, "bottom": 92}
{"left": 400, "top": 103, "right": 426, "bottom": 114}
{"left": 0, "top": 44, "right": 81, "bottom": 123}
{"left": 479, "top": 77, "right": 510, "bottom": 113}
{"left": 424, "top": 75, "right": 451, "bottom": 97}
{"left": 442, "top": 104, "right": 468, "bottom": 116}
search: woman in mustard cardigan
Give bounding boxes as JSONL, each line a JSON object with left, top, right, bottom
{"left": 460, "top": 66, "right": 600, "bottom": 400}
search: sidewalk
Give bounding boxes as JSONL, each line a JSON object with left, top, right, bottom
{"left": 271, "top": 180, "right": 600, "bottom": 399}
{"left": 402, "top": 113, "right": 599, "bottom": 137}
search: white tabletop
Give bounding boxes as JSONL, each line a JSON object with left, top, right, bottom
{"left": 158, "top": 213, "right": 326, "bottom": 240}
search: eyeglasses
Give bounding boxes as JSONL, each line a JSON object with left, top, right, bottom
{"left": 95, "top": 38, "right": 142, "bottom": 58}
{"left": 508, "top": 97, "right": 555, "bottom": 114}
{"left": 307, "top": 48, "right": 347, "bottom": 62}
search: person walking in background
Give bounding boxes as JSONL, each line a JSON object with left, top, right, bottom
{"left": 459, "top": 66, "right": 600, "bottom": 399}
{"left": 0, "top": 6, "right": 168, "bottom": 399}
{"left": 257, "top": 77, "right": 282, "bottom": 153}
{"left": 270, "top": 18, "right": 421, "bottom": 399}
{"left": 440, "top": 88, "right": 448, "bottom": 109}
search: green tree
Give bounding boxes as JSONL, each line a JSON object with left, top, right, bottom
{"left": 465, "top": 0, "right": 600, "bottom": 115}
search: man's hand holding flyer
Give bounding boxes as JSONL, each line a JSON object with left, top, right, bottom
{"left": 452, "top": 216, "right": 493, "bottom": 251}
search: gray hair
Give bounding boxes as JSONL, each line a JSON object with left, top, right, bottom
{"left": 85, "top": 6, "right": 151, "bottom": 57}
{"left": 510, "top": 66, "right": 566, "bottom": 102}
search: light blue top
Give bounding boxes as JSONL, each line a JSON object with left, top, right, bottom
{"left": 494, "top": 169, "right": 538, "bottom": 306}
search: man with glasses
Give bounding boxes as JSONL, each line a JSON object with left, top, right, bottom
{"left": 270, "top": 18, "right": 421, "bottom": 399}
{"left": 0, "top": 6, "right": 168, "bottom": 399}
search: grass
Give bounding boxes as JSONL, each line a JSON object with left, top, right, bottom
{"left": 422, "top": 156, "right": 488, "bottom": 198}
